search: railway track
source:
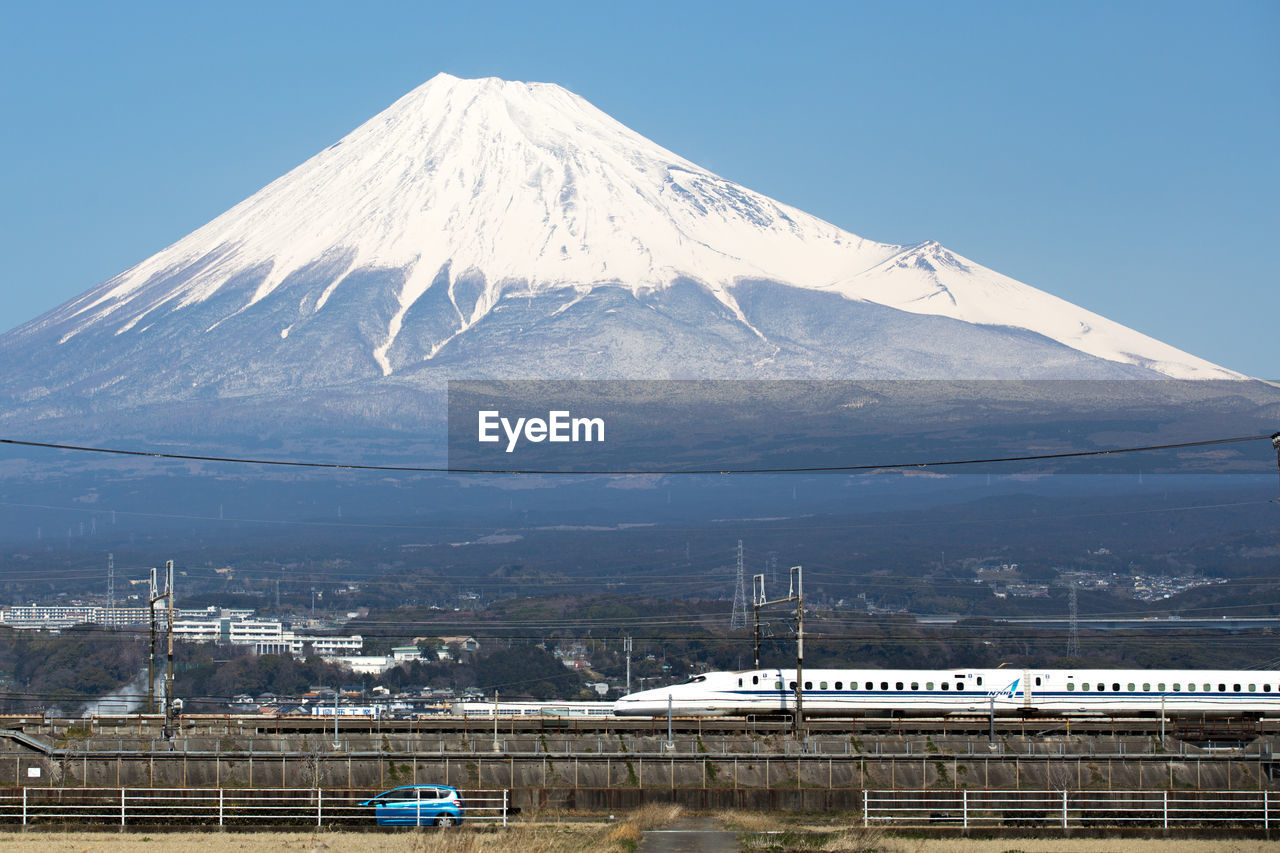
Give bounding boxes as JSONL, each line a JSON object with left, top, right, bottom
{"left": 218, "top": 714, "right": 1271, "bottom": 740}
{"left": 9, "top": 713, "right": 1270, "bottom": 745}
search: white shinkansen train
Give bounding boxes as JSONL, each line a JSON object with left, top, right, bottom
{"left": 612, "top": 668, "right": 1280, "bottom": 717}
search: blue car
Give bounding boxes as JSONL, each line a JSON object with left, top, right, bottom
{"left": 361, "top": 785, "right": 465, "bottom": 826}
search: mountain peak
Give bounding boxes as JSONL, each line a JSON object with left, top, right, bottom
{"left": 3, "top": 74, "right": 1238, "bottom": 406}
{"left": 44, "top": 74, "right": 898, "bottom": 369}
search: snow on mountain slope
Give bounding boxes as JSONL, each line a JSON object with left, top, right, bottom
{"left": 44, "top": 74, "right": 891, "bottom": 370}
{"left": 13, "top": 73, "right": 1234, "bottom": 384}
{"left": 826, "top": 241, "right": 1230, "bottom": 379}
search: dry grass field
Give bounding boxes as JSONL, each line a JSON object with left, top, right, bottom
{"left": 0, "top": 826, "right": 618, "bottom": 853}
{"left": 722, "top": 809, "right": 1280, "bottom": 852}
{"left": 1, "top": 832, "right": 1279, "bottom": 853}
{"left": 866, "top": 843, "right": 1280, "bottom": 853}
{"left": 0, "top": 804, "right": 683, "bottom": 853}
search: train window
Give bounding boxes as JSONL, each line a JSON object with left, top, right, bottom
{"left": 790, "top": 681, "right": 797, "bottom": 690}
{"left": 1067, "top": 683, "right": 1075, "bottom": 692}
{"left": 977, "top": 676, "right": 983, "bottom": 686}
{"left": 1204, "top": 684, "right": 1211, "bottom": 692}
{"left": 738, "top": 679, "right": 743, "bottom": 687}
{"left": 1143, "top": 683, "right": 1151, "bottom": 692}
{"left": 1112, "top": 683, "right": 1120, "bottom": 692}
{"left": 1127, "top": 683, "right": 1135, "bottom": 692}
{"left": 956, "top": 682, "right": 964, "bottom": 691}
{"left": 752, "top": 676, "right": 758, "bottom": 685}
{"left": 775, "top": 681, "right": 783, "bottom": 690}
{"left": 865, "top": 682, "right": 873, "bottom": 690}
{"left": 835, "top": 681, "right": 843, "bottom": 690}
{"left": 896, "top": 682, "right": 904, "bottom": 691}
{"left": 1157, "top": 683, "right": 1164, "bottom": 691}
{"left": 941, "top": 683, "right": 950, "bottom": 691}
{"left": 1173, "top": 683, "right": 1181, "bottom": 691}
{"left": 805, "top": 681, "right": 812, "bottom": 690}
{"left": 1081, "top": 683, "right": 1090, "bottom": 691}
{"left": 1266, "top": 685, "right": 1272, "bottom": 693}
{"left": 911, "top": 682, "right": 919, "bottom": 690}
{"left": 820, "top": 681, "right": 828, "bottom": 690}
{"left": 881, "top": 681, "right": 889, "bottom": 690}
{"left": 1034, "top": 677, "right": 1041, "bottom": 686}
{"left": 1234, "top": 684, "right": 1242, "bottom": 692}
{"left": 1249, "top": 684, "right": 1257, "bottom": 692}
{"left": 926, "top": 682, "right": 934, "bottom": 690}
{"left": 1219, "top": 684, "right": 1226, "bottom": 692}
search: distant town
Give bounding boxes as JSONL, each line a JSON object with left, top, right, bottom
{"left": 972, "top": 564, "right": 1227, "bottom": 602}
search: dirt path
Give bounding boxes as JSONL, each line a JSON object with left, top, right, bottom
{"left": 636, "top": 816, "right": 740, "bottom": 853}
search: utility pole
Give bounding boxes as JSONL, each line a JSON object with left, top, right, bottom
{"left": 165, "top": 560, "right": 175, "bottom": 734}
{"left": 148, "top": 561, "right": 175, "bottom": 730}
{"left": 754, "top": 566, "right": 804, "bottom": 739}
{"left": 752, "top": 574, "right": 763, "bottom": 669}
{"left": 493, "top": 691, "right": 500, "bottom": 753}
{"left": 107, "top": 553, "right": 115, "bottom": 612}
{"left": 623, "top": 637, "right": 633, "bottom": 693}
{"left": 1067, "top": 584, "right": 1080, "bottom": 658}
{"left": 794, "top": 565, "right": 804, "bottom": 738}
{"left": 332, "top": 689, "right": 340, "bottom": 748}
{"left": 147, "top": 567, "right": 157, "bottom": 715}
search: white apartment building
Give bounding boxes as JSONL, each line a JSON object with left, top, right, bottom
{"left": 169, "top": 616, "right": 362, "bottom": 657}
{"left": 171, "top": 619, "right": 223, "bottom": 643}
{"left": 1, "top": 604, "right": 255, "bottom": 630}
{"left": 4, "top": 603, "right": 360, "bottom": 659}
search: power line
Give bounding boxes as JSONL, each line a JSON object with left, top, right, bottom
{"left": 2, "top": 433, "right": 1275, "bottom": 476}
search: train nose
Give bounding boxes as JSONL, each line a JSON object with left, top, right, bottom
{"left": 612, "top": 693, "right": 670, "bottom": 716}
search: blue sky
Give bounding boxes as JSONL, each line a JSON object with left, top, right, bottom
{"left": 1, "top": 0, "right": 1275, "bottom": 377}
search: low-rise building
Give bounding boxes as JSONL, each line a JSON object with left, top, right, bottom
{"left": 3, "top": 601, "right": 362, "bottom": 658}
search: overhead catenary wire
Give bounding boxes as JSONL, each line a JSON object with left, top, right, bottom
{"left": 2, "top": 433, "right": 1276, "bottom": 476}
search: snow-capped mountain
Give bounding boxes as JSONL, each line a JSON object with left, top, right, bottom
{"left": 0, "top": 73, "right": 1240, "bottom": 436}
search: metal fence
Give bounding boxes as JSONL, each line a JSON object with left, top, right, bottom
{"left": 864, "top": 788, "right": 1279, "bottom": 828}
{"left": 3, "top": 785, "right": 1278, "bottom": 830}
{"left": 0, "top": 787, "right": 510, "bottom": 827}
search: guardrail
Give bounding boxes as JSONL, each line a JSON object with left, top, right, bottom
{"left": 864, "top": 788, "right": 1278, "bottom": 828}
{"left": 0, "top": 787, "right": 510, "bottom": 827}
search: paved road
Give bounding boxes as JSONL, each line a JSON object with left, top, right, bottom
{"left": 637, "top": 816, "right": 740, "bottom": 853}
